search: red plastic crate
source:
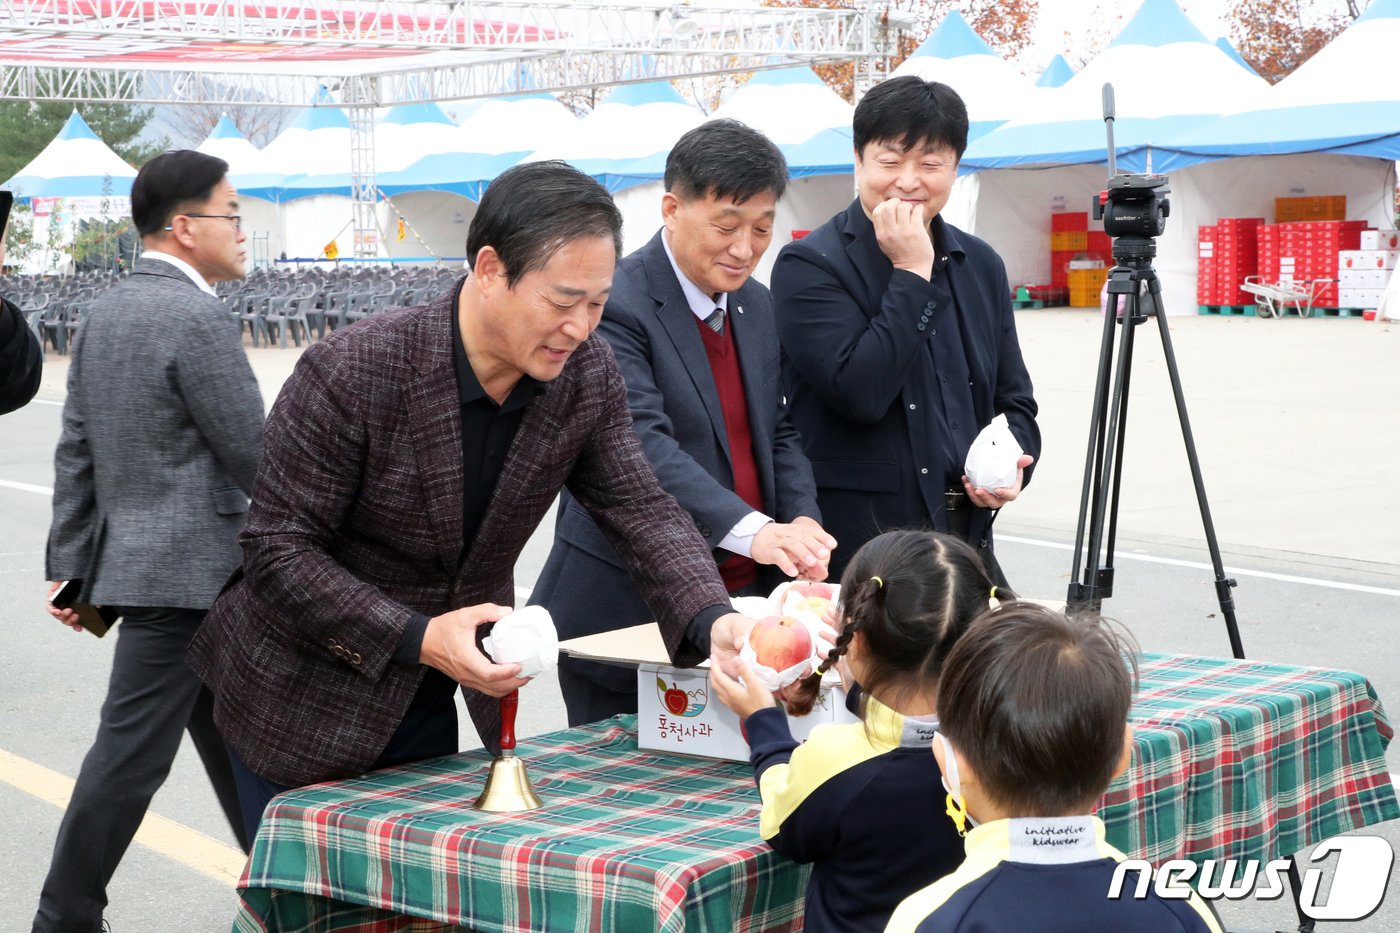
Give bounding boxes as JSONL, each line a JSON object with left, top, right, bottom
{"left": 1052, "top": 212, "right": 1089, "bottom": 232}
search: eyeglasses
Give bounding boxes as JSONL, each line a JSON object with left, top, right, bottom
{"left": 164, "top": 213, "right": 242, "bottom": 231}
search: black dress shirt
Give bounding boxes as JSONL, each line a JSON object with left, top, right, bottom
{"left": 393, "top": 281, "right": 543, "bottom": 667}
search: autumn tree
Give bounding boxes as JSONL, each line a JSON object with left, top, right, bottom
{"left": 762, "top": 0, "right": 1037, "bottom": 101}
{"left": 1228, "top": 0, "right": 1356, "bottom": 84}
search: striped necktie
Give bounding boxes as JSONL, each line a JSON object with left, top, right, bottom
{"left": 704, "top": 306, "right": 726, "bottom": 335}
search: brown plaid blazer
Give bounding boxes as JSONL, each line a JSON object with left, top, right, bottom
{"left": 187, "top": 285, "right": 730, "bottom": 786}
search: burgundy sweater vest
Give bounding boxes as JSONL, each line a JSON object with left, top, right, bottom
{"left": 697, "top": 316, "right": 763, "bottom": 592}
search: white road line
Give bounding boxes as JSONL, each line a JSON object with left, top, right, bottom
{"left": 6, "top": 479, "right": 1391, "bottom": 599}
{"left": 30, "top": 399, "right": 63, "bottom": 406}
{"left": 0, "top": 749, "right": 246, "bottom": 885}
{"left": 999, "top": 534, "right": 1400, "bottom": 599}
{"left": 0, "top": 479, "right": 53, "bottom": 496}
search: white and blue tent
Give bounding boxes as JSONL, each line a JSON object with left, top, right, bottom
{"left": 376, "top": 101, "right": 461, "bottom": 173}
{"left": 525, "top": 80, "right": 704, "bottom": 187}
{"left": 235, "top": 93, "right": 367, "bottom": 261}
{"left": 603, "top": 66, "right": 857, "bottom": 281}
{"left": 453, "top": 91, "right": 579, "bottom": 156}
{"left": 3, "top": 110, "right": 137, "bottom": 272}
{"left": 1213, "top": 37, "right": 1260, "bottom": 77}
{"left": 525, "top": 80, "right": 705, "bottom": 258}
{"left": 891, "top": 10, "right": 1037, "bottom": 141}
{"left": 962, "top": 0, "right": 1270, "bottom": 171}
{"left": 952, "top": 0, "right": 1273, "bottom": 312}
{"left": 1134, "top": 2, "right": 1400, "bottom": 295}
{"left": 1036, "top": 54, "right": 1075, "bottom": 88}
{"left": 377, "top": 90, "right": 577, "bottom": 261}
{"left": 1159, "top": 0, "right": 1400, "bottom": 166}
{"left": 195, "top": 115, "right": 264, "bottom": 176}
{"left": 712, "top": 65, "right": 852, "bottom": 144}
{"left": 4, "top": 110, "right": 135, "bottom": 200}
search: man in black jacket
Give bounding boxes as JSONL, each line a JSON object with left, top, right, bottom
{"left": 771, "top": 77, "right": 1040, "bottom": 583}
{"left": 0, "top": 237, "right": 43, "bottom": 414}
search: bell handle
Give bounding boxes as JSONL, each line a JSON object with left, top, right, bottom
{"left": 499, "top": 689, "right": 519, "bottom": 752}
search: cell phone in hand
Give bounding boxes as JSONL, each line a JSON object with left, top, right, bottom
{"left": 49, "top": 579, "right": 118, "bottom": 637}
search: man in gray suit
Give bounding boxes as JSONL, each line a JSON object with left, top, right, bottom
{"left": 37, "top": 150, "right": 264, "bottom": 933}
{"left": 531, "top": 120, "right": 836, "bottom": 725}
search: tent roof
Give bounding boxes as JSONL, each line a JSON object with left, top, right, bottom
{"left": 3, "top": 110, "right": 137, "bottom": 199}
{"left": 196, "top": 115, "right": 265, "bottom": 176}
{"left": 1035, "top": 54, "right": 1074, "bottom": 88}
{"left": 906, "top": 10, "right": 996, "bottom": 59}
{"left": 963, "top": 0, "right": 1269, "bottom": 170}
{"left": 1154, "top": 0, "right": 1400, "bottom": 166}
{"left": 206, "top": 114, "right": 245, "bottom": 139}
{"left": 525, "top": 80, "right": 703, "bottom": 172}
{"left": 711, "top": 66, "right": 852, "bottom": 144}
{"left": 1108, "top": 0, "right": 1209, "bottom": 47}
{"left": 455, "top": 93, "right": 580, "bottom": 156}
{"left": 378, "top": 149, "right": 526, "bottom": 201}
{"left": 380, "top": 101, "right": 455, "bottom": 126}
{"left": 892, "top": 12, "right": 1036, "bottom": 138}
{"left": 1214, "top": 37, "right": 1259, "bottom": 76}
{"left": 377, "top": 109, "right": 465, "bottom": 172}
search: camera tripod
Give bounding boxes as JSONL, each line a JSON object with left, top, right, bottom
{"left": 1063, "top": 233, "right": 1244, "bottom": 660}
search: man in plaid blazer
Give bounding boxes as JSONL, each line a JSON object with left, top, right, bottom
{"left": 189, "top": 162, "right": 758, "bottom": 837}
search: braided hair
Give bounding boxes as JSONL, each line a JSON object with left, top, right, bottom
{"left": 784, "top": 529, "right": 1008, "bottom": 717}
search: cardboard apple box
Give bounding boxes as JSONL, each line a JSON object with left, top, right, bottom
{"left": 559, "top": 623, "right": 856, "bottom": 763}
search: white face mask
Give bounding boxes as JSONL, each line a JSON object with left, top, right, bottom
{"left": 935, "top": 730, "right": 979, "bottom": 835}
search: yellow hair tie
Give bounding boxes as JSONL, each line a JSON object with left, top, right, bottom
{"left": 871, "top": 576, "right": 884, "bottom": 589}
{"left": 988, "top": 586, "right": 1001, "bottom": 610}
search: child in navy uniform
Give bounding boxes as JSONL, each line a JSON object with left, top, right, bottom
{"left": 885, "top": 604, "right": 1224, "bottom": 933}
{"left": 711, "top": 530, "right": 1004, "bottom": 933}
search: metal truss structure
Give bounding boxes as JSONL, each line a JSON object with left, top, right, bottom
{"left": 0, "top": 0, "right": 904, "bottom": 254}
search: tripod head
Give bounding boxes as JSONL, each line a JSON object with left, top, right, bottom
{"left": 1092, "top": 84, "right": 1171, "bottom": 265}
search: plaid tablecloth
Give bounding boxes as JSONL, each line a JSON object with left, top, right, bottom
{"left": 1100, "top": 653, "right": 1397, "bottom": 865}
{"left": 233, "top": 653, "right": 1397, "bottom": 933}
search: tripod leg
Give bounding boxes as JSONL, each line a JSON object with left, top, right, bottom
{"left": 1102, "top": 283, "right": 1144, "bottom": 586}
{"left": 1147, "top": 276, "right": 1245, "bottom": 658}
{"left": 1068, "top": 278, "right": 1123, "bottom": 613}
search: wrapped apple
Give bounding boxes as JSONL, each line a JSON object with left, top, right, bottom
{"left": 739, "top": 614, "right": 816, "bottom": 691}
{"left": 766, "top": 581, "right": 841, "bottom": 660}
{"left": 482, "top": 605, "right": 559, "bottom": 678}
{"left": 775, "top": 581, "right": 839, "bottom": 620}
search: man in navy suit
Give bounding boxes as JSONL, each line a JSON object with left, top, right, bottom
{"left": 532, "top": 120, "right": 836, "bottom": 725}
{"left": 771, "top": 77, "right": 1040, "bottom": 583}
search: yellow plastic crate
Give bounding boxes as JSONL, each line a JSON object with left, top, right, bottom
{"left": 1275, "top": 195, "right": 1346, "bottom": 222}
{"left": 1051, "top": 230, "right": 1088, "bottom": 251}
{"left": 1068, "top": 268, "right": 1108, "bottom": 307}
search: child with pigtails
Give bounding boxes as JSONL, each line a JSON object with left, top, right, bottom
{"left": 710, "top": 529, "right": 1008, "bottom": 933}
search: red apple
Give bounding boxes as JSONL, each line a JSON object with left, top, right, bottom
{"left": 660, "top": 678, "right": 688, "bottom": 715}
{"left": 748, "top": 615, "right": 814, "bottom": 672}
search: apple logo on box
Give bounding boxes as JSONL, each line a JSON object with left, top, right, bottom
{"left": 656, "top": 677, "right": 707, "bottom": 717}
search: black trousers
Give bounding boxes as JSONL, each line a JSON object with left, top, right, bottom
{"left": 32, "top": 606, "right": 249, "bottom": 933}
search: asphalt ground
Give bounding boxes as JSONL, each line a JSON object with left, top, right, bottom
{"left": 1, "top": 308, "right": 1396, "bottom": 931}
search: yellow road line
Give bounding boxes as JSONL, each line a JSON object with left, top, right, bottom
{"left": 0, "top": 748, "right": 247, "bottom": 886}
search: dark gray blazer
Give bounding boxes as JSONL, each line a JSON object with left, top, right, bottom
{"left": 46, "top": 257, "right": 265, "bottom": 609}
{"left": 531, "top": 229, "right": 820, "bottom": 687}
